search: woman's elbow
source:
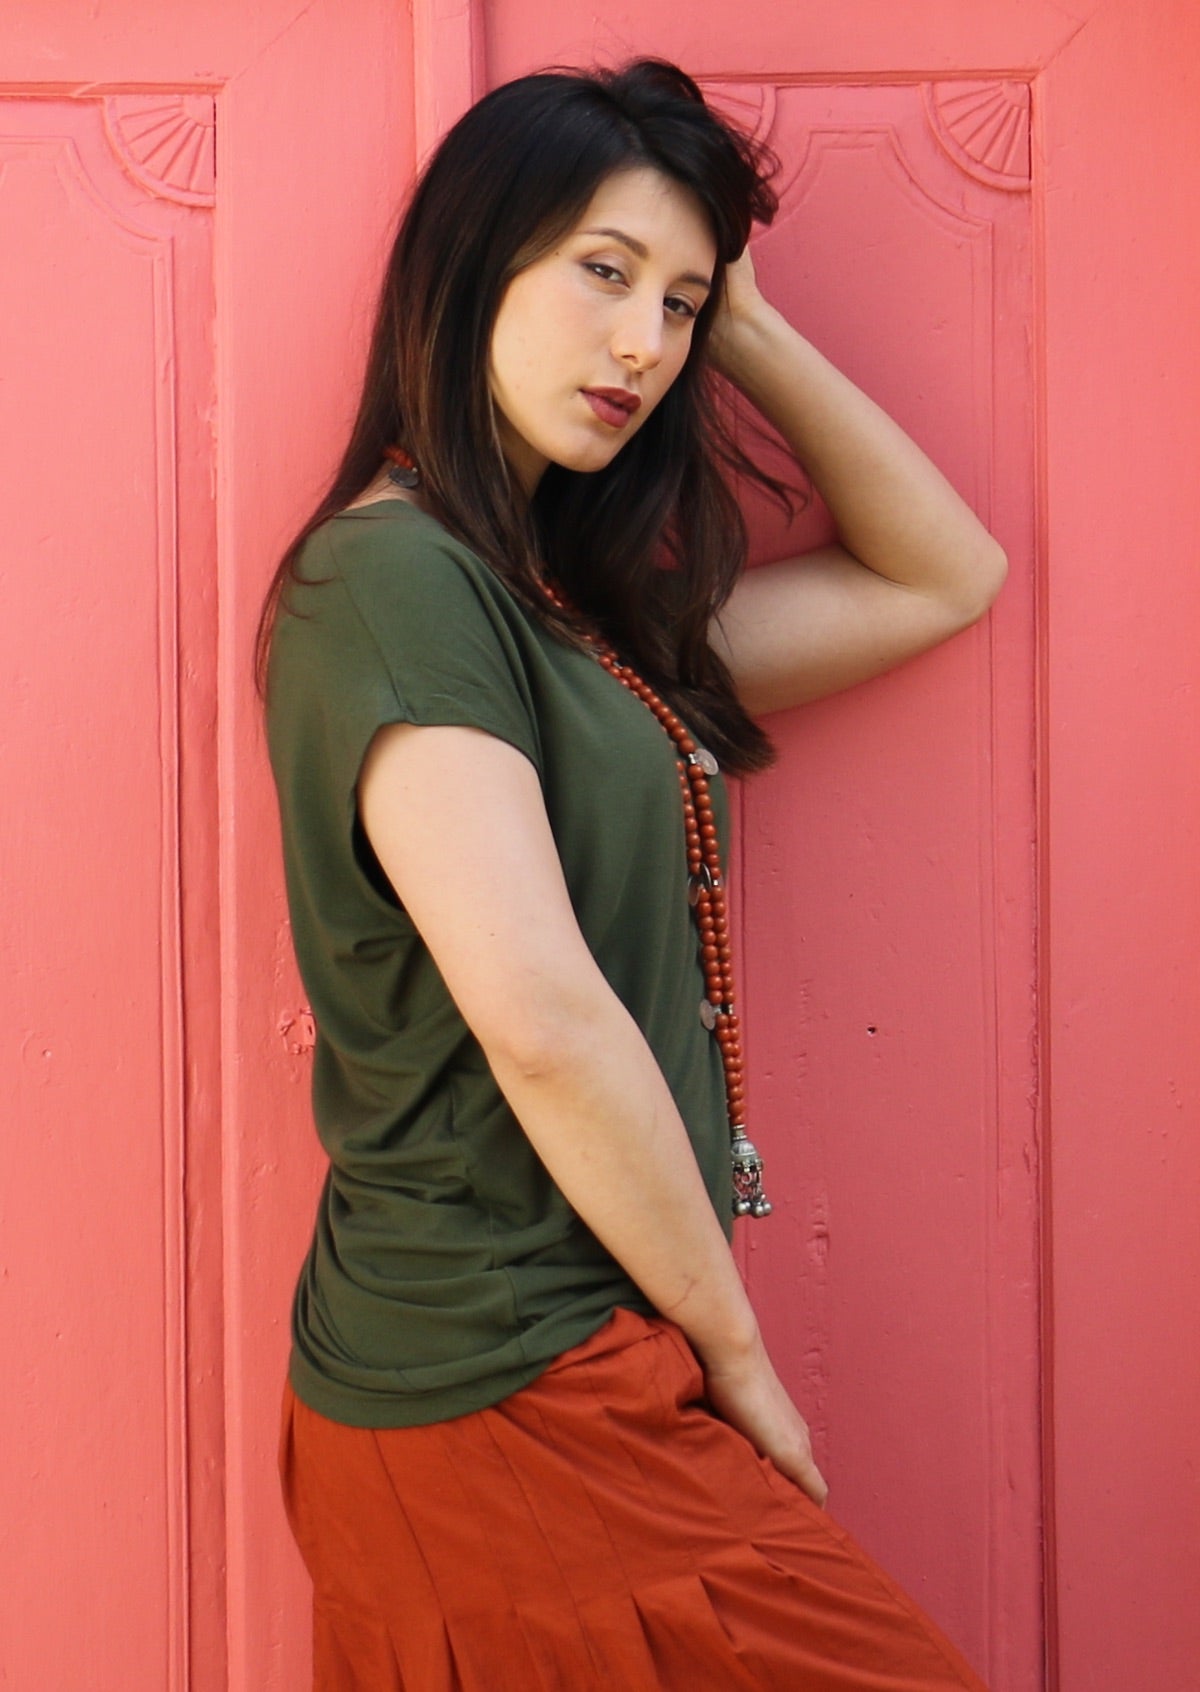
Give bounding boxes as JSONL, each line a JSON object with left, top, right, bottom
{"left": 950, "top": 535, "right": 1008, "bottom": 629}
{"left": 471, "top": 971, "right": 611, "bottom": 1084}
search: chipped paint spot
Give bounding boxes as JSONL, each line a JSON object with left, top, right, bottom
{"left": 277, "top": 1007, "right": 315, "bottom": 1055}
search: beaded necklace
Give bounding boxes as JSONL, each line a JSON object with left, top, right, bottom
{"left": 384, "top": 447, "right": 771, "bottom": 1219}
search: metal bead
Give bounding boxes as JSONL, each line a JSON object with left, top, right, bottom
{"left": 730, "top": 1130, "right": 771, "bottom": 1221}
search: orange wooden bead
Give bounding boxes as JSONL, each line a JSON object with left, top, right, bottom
{"left": 529, "top": 570, "right": 768, "bottom": 1218}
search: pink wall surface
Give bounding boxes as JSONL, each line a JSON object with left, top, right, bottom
{"left": 1039, "top": 6, "right": 1200, "bottom": 1685}
{"left": 1, "top": 3, "right": 1197, "bottom": 1690}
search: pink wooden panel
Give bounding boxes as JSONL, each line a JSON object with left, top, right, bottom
{"left": 0, "top": 97, "right": 216, "bottom": 1690}
{"left": 216, "top": 10, "right": 417, "bottom": 1691}
{"left": 485, "top": 0, "right": 1079, "bottom": 90}
{"left": 1039, "top": 5, "right": 1200, "bottom": 1687}
{"left": 732, "top": 84, "right": 1039, "bottom": 1690}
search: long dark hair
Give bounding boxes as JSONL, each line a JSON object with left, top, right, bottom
{"left": 257, "top": 58, "right": 797, "bottom": 772}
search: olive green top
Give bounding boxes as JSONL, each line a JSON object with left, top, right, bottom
{"left": 266, "top": 499, "right": 731, "bottom": 1427}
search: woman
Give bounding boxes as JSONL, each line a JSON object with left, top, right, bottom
{"left": 261, "top": 58, "right": 1004, "bottom": 1691}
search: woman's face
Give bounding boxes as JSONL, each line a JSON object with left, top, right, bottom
{"left": 488, "top": 167, "right": 718, "bottom": 496}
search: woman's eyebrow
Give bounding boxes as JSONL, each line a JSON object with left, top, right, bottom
{"left": 579, "top": 227, "right": 713, "bottom": 291}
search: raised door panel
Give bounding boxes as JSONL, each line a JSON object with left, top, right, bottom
{"left": 727, "top": 81, "right": 1037, "bottom": 1691}
{"left": 0, "top": 96, "right": 217, "bottom": 1691}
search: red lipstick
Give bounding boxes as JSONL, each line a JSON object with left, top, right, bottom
{"left": 582, "top": 388, "right": 642, "bottom": 428}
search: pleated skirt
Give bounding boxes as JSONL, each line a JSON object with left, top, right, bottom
{"left": 278, "top": 1308, "right": 990, "bottom": 1691}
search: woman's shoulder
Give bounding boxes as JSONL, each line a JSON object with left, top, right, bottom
{"left": 305, "top": 495, "right": 468, "bottom": 575}
{"left": 277, "top": 497, "right": 540, "bottom": 699}
{"left": 270, "top": 496, "right": 545, "bottom": 767}
{"left": 296, "top": 496, "right": 518, "bottom": 614}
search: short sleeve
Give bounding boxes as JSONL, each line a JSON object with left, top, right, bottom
{"left": 265, "top": 509, "right": 543, "bottom": 920}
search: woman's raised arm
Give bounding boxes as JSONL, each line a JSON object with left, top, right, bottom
{"left": 358, "top": 718, "right": 828, "bottom": 1505}
{"left": 708, "top": 252, "right": 1008, "bottom": 716}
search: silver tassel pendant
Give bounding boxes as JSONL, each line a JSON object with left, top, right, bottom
{"left": 730, "top": 1128, "right": 772, "bottom": 1219}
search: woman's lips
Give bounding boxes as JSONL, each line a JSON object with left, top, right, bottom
{"left": 582, "top": 388, "right": 642, "bottom": 428}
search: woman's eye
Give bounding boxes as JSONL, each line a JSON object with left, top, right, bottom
{"left": 585, "top": 262, "right": 625, "bottom": 284}
{"left": 665, "top": 296, "right": 699, "bottom": 321}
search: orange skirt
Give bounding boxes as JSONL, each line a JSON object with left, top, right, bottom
{"left": 278, "top": 1309, "right": 989, "bottom": 1691}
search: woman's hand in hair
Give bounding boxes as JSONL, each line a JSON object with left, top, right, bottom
{"left": 707, "top": 246, "right": 770, "bottom": 380}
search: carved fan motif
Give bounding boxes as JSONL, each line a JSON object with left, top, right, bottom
{"left": 696, "top": 81, "right": 806, "bottom": 209}
{"left": 924, "top": 81, "right": 1031, "bottom": 191}
{"left": 103, "top": 94, "right": 216, "bottom": 206}
{"left": 698, "top": 81, "right": 778, "bottom": 152}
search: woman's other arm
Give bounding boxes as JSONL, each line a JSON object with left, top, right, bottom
{"left": 708, "top": 252, "right": 1008, "bottom": 715}
{"left": 359, "top": 719, "right": 828, "bottom": 1506}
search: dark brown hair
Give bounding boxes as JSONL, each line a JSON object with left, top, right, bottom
{"left": 257, "top": 58, "right": 797, "bottom": 772}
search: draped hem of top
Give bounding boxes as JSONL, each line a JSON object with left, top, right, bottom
{"left": 285, "top": 1298, "right": 649, "bottom": 1429}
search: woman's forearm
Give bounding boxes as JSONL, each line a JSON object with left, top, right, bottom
{"left": 358, "top": 682, "right": 828, "bottom": 1501}
{"left": 489, "top": 988, "right": 827, "bottom": 1503}
{"left": 715, "top": 295, "right": 1006, "bottom": 614}
{"left": 484, "top": 979, "right": 761, "bottom": 1369}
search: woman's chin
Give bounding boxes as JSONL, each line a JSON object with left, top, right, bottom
{"left": 550, "top": 439, "right": 630, "bottom": 477}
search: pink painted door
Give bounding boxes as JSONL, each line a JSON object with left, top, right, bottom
{"left": 4, "top": 5, "right": 1198, "bottom": 1692}
{"left": 480, "top": 10, "right": 1200, "bottom": 1689}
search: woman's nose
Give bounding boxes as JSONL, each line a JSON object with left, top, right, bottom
{"left": 613, "top": 294, "right": 665, "bottom": 372}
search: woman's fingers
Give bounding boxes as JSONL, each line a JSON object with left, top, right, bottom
{"left": 754, "top": 1407, "right": 829, "bottom": 1507}
{"left": 775, "top": 1441, "right": 830, "bottom": 1509}
{"left": 707, "top": 248, "right": 764, "bottom": 375}
{"left": 702, "top": 1343, "right": 830, "bottom": 1507}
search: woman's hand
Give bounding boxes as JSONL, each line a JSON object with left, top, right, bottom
{"left": 701, "top": 1332, "right": 829, "bottom": 1507}
{"left": 707, "top": 246, "right": 774, "bottom": 382}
